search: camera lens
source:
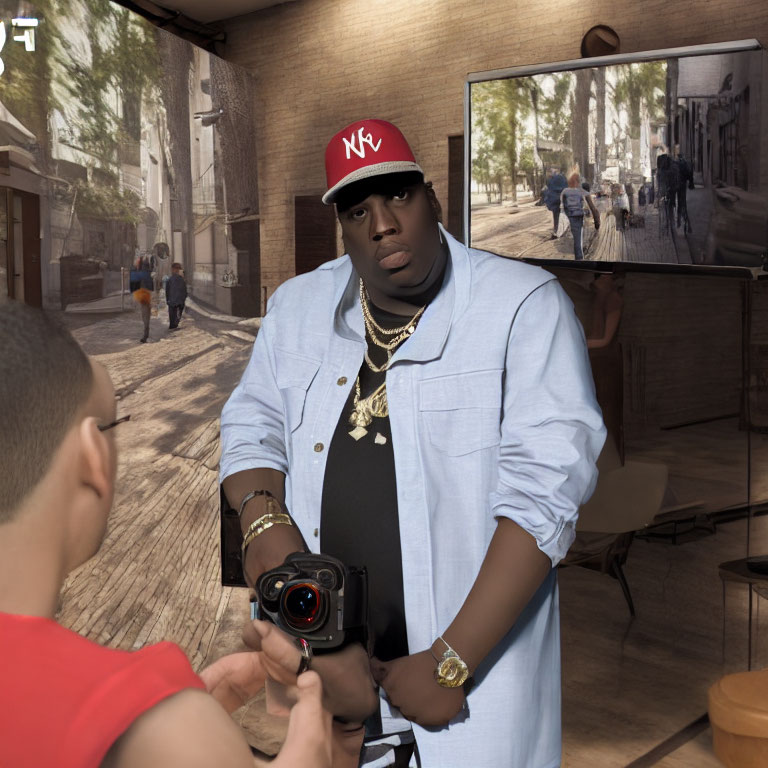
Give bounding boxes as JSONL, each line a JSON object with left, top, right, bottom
{"left": 282, "top": 582, "right": 322, "bottom": 628}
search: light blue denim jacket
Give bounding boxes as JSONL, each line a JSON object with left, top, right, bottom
{"left": 220, "top": 225, "right": 605, "bottom": 767}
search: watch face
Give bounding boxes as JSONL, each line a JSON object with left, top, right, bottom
{"left": 436, "top": 654, "right": 469, "bottom": 688}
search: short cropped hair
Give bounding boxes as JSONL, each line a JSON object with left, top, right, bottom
{"left": 0, "top": 301, "right": 93, "bottom": 521}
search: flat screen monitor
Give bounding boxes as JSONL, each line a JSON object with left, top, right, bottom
{"left": 464, "top": 40, "right": 767, "bottom": 271}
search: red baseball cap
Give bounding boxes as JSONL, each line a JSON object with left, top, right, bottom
{"left": 322, "top": 119, "right": 423, "bottom": 204}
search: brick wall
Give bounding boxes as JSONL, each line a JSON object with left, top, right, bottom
{"left": 220, "top": 0, "right": 768, "bottom": 296}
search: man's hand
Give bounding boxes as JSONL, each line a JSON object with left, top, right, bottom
{"left": 243, "top": 620, "right": 379, "bottom": 723}
{"left": 330, "top": 722, "right": 367, "bottom": 768}
{"left": 199, "top": 651, "right": 266, "bottom": 714}
{"left": 370, "top": 650, "right": 465, "bottom": 727}
{"left": 263, "top": 671, "right": 334, "bottom": 768}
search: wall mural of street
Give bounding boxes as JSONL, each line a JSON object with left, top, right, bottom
{"left": 0, "top": 0, "right": 260, "bottom": 316}
{"left": 468, "top": 47, "right": 768, "bottom": 267}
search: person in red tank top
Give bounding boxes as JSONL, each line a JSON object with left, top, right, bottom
{"left": 0, "top": 300, "right": 333, "bottom": 768}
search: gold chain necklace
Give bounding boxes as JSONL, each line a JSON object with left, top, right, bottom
{"left": 364, "top": 346, "right": 392, "bottom": 373}
{"left": 349, "top": 281, "right": 427, "bottom": 438}
{"left": 359, "top": 279, "right": 426, "bottom": 342}
{"left": 359, "top": 279, "right": 426, "bottom": 372}
{"left": 367, "top": 327, "right": 415, "bottom": 351}
{"left": 348, "top": 378, "right": 388, "bottom": 440}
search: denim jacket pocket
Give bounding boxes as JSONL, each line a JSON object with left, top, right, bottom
{"left": 274, "top": 348, "right": 322, "bottom": 434}
{"left": 419, "top": 369, "right": 503, "bottom": 456}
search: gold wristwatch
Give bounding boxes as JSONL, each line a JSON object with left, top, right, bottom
{"left": 432, "top": 636, "right": 469, "bottom": 688}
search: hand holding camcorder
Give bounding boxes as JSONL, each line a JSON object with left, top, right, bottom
{"left": 256, "top": 552, "right": 368, "bottom": 652}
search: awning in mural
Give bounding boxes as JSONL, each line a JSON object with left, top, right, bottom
{"left": 0, "top": 100, "right": 35, "bottom": 145}
{"left": 537, "top": 138, "right": 572, "bottom": 153}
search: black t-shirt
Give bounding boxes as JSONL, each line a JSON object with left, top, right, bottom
{"left": 320, "top": 304, "right": 412, "bottom": 662}
{"left": 321, "top": 248, "right": 448, "bottom": 662}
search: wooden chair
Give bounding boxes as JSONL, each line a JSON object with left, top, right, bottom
{"left": 561, "top": 453, "right": 668, "bottom": 616}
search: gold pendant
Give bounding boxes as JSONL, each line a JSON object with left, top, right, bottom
{"left": 367, "top": 385, "right": 388, "bottom": 419}
{"left": 349, "top": 403, "right": 373, "bottom": 428}
{"left": 348, "top": 379, "right": 388, "bottom": 439}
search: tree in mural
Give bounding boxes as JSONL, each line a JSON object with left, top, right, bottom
{"left": 472, "top": 83, "right": 507, "bottom": 203}
{"left": 472, "top": 125, "right": 514, "bottom": 204}
{"left": 539, "top": 73, "right": 572, "bottom": 144}
{"left": 472, "top": 77, "right": 533, "bottom": 203}
{"left": 594, "top": 67, "right": 607, "bottom": 178}
{"left": 528, "top": 80, "right": 544, "bottom": 196}
{"left": 571, "top": 68, "right": 594, "bottom": 181}
{"left": 54, "top": 0, "right": 160, "bottom": 227}
{"left": 613, "top": 61, "right": 666, "bottom": 174}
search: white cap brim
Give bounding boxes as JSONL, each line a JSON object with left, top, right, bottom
{"left": 322, "top": 160, "right": 423, "bottom": 205}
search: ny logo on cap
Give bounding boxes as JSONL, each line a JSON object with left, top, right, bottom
{"left": 342, "top": 127, "right": 382, "bottom": 160}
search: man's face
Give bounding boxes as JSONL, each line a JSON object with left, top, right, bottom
{"left": 337, "top": 175, "right": 443, "bottom": 302}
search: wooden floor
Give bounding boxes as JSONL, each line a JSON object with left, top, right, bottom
{"left": 627, "top": 418, "right": 767, "bottom": 516}
{"left": 58, "top": 308, "right": 768, "bottom": 766}
{"left": 59, "top": 313, "right": 252, "bottom": 667}
{"left": 561, "top": 514, "right": 768, "bottom": 767}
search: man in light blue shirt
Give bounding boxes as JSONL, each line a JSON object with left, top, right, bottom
{"left": 220, "top": 119, "right": 605, "bottom": 767}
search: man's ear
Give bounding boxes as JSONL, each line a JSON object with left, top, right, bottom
{"left": 425, "top": 181, "right": 443, "bottom": 223}
{"left": 78, "top": 417, "right": 113, "bottom": 502}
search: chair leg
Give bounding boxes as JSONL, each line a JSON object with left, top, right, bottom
{"left": 722, "top": 579, "right": 726, "bottom": 665}
{"left": 612, "top": 559, "right": 636, "bottom": 617}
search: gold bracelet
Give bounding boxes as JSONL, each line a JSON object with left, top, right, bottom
{"left": 238, "top": 488, "right": 275, "bottom": 521}
{"left": 241, "top": 512, "right": 293, "bottom": 557}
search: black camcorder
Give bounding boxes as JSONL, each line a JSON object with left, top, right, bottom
{"left": 256, "top": 552, "right": 368, "bottom": 652}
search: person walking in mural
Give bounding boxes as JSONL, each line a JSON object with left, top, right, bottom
{"left": 675, "top": 149, "right": 693, "bottom": 233}
{"left": 624, "top": 180, "right": 635, "bottom": 217}
{"left": 561, "top": 171, "right": 601, "bottom": 260}
{"left": 543, "top": 168, "right": 568, "bottom": 238}
{"left": 220, "top": 118, "right": 605, "bottom": 767}
{"left": 656, "top": 148, "right": 679, "bottom": 234}
{"left": 166, "top": 262, "right": 187, "bottom": 331}
{"left": 611, "top": 184, "right": 630, "bottom": 231}
{"left": 133, "top": 276, "right": 153, "bottom": 344}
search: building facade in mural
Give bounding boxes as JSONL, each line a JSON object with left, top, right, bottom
{"left": 0, "top": 0, "right": 260, "bottom": 316}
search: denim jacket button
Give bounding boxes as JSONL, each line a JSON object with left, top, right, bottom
{"left": 314, "top": 442, "right": 324, "bottom": 452}
{"left": 337, "top": 376, "right": 347, "bottom": 386}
